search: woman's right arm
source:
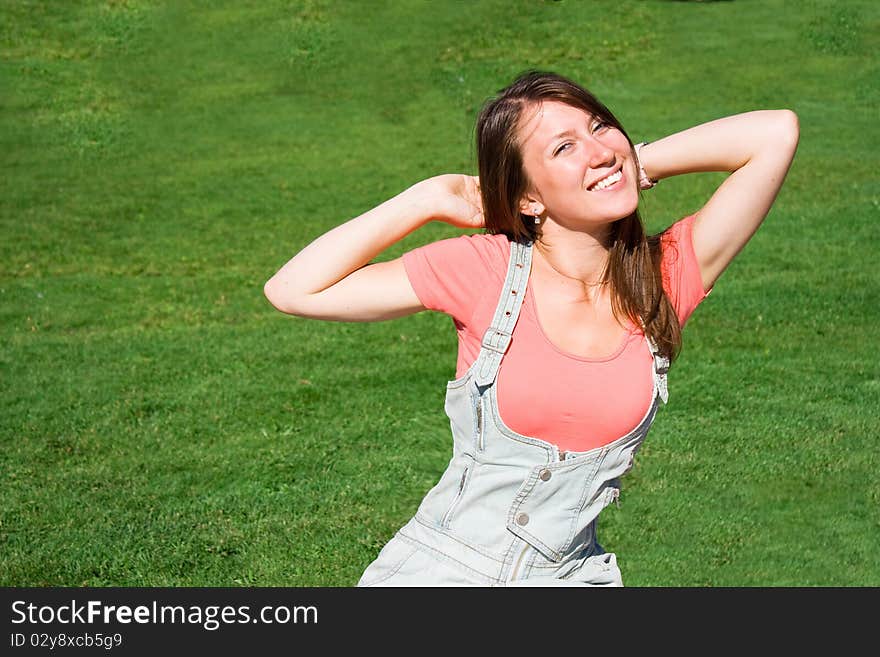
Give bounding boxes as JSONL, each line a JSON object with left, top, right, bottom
{"left": 263, "top": 174, "right": 483, "bottom": 322}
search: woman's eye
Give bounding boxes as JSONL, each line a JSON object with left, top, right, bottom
{"left": 592, "top": 120, "right": 608, "bottom": 132}
{"left": 554, "top": 142, "right": 573, "bottom": 156}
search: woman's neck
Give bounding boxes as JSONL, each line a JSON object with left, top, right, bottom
{"left": 533, "top": 220, "right": 613, "bottom": 290}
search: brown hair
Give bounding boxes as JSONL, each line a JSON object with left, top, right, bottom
{"left": 475, "top": 70, "right": 681, "bottom": 362}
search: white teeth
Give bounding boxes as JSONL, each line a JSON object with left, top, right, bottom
{"left": 589, "top": 169, "right": 622, "bottom": 191}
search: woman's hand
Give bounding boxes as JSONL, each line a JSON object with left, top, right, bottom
{"left": 413, "top": 174, "right": 484, "bottom": 229}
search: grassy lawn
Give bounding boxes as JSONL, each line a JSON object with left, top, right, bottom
{"left": 1, "top": 0, "right": 877, "bottom": 586}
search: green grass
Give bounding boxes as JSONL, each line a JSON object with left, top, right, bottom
{"left": 2, "top": 0, "right": 877, "bottom": 586}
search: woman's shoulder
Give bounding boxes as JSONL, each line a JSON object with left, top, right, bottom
{"left": 401, "top": 232, "right": 511, "bottom": 321}
{"left": 405, "top": 231, "right": 511, "bottom": 271}
{"left": 659, "top": 213, "right": 701, "bottom": 277}
{"left": 445, "top": 230, "right": 511, "bottom": 253}
{"left": 657, "top": 213, "right": 711, "bottom": 326}
{"left": 461, "top": 231, "right": 512, "bottom": 263}
{"left": 659, "top": 214, "right": 697, "bottom": 252}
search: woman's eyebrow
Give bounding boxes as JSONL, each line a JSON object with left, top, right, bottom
{"left": 548, "top": 116, "right": 597, "bottom": 144}
{"left": 549, "top": 129, "right": 577, "bottom": 141}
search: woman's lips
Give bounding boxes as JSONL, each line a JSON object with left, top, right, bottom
{"left": 587, "top": 166, "right": 624, "bottom": 191}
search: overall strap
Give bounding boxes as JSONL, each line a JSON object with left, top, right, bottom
{"left": 473, "top": 240, "right": 533, "bottom": 388}
{"left": 646, "top": 336, "right": 670, "bottom": 404}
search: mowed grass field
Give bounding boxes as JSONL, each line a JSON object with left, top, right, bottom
{"left": 1, "top": 0, "right": 877, "bottom": 587}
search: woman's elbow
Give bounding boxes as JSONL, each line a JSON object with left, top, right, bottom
{"left": 263, "top": 277, "right": 302, "bottom": 315}
{"left": 775, "top": 109, "right": 800, "bottom": 150}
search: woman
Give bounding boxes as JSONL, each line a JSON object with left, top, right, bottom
{"left": 264, "top": 71, "right": 799, "bottom": 586}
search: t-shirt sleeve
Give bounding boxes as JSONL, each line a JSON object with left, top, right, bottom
{"left": 660, "top": 214, "right": 712, "bottom": 327}
{"left": 402, "top": 233, "right": 506, "bottom": 329}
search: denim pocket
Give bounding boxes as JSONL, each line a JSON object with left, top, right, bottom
{"left": 357, "top": 535, "right": 419, "bottom": 587}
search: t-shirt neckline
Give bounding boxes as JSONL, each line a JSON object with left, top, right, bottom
{"left": 524, "top": 281, "right": 640, "bottom": 363}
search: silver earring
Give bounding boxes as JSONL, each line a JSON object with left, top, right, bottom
{"left": 533, "top": 211, "right": 541, "bottom": 224}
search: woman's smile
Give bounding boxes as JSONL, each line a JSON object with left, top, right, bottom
{"left": 586, "top": 165, "right": 625, "bottom": 192}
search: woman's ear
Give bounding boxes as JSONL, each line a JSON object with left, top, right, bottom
{"left": 519, "top": 196, "right": 544, "bottom": 217}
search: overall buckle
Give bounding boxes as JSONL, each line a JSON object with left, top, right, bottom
{"left": 481, "top": 327, "right": 513, "bottom": 354}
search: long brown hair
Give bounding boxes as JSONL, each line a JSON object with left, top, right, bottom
{"left": 475, "top": 70, "right": 681, "bottom": 362}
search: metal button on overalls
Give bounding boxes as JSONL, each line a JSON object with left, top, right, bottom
{"left": 358, "top": 240, "right": 669, "bottom": 587}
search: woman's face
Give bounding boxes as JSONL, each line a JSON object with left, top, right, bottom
{"left": 517, "top": 100, "right": 639, "bottom": 228}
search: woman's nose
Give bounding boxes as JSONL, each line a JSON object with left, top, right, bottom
{"left": 589, "top": 143, "right": 615, "bottom": 169}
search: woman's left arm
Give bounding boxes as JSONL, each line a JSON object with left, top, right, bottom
{"left": 637, "top": 110, "right": 800, "bottom": 291}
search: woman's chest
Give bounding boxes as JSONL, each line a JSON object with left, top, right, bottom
{"left": 494, "top": 313, "right": 655, "bottom": 451}
{"left": 526, "top": 276, "right": 633, "bottom": 360}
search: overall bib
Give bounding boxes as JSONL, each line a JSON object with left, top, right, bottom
{"left": 358, "top": 239, "right": 669, "bottom": 586}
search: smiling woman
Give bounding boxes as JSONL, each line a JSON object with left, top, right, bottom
{"left": 263, "top": 70, "right": 799, "bottom": 586}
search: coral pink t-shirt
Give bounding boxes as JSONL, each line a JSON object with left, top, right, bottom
{"left": 402, "top": 215, "right": 710, "bottom": 452}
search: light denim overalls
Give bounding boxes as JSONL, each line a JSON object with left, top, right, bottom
{"left": 358, "top": 239, "right": 669, "bottom": 586}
